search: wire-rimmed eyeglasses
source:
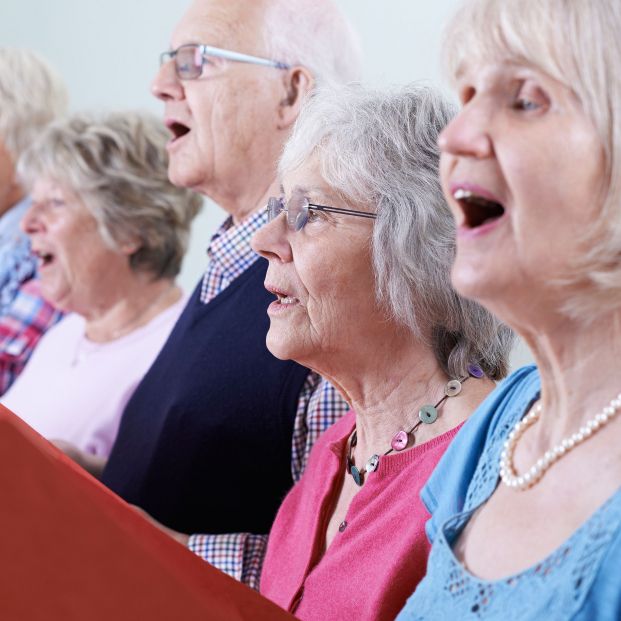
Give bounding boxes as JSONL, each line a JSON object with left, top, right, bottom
{"left": 267, "top": 194, "right": 377, "bottom": 231}
{"left": 160, "top": 44, "right": 290, "bottom": 80}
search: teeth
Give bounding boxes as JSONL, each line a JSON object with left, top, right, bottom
{"left": 453, "top": 188, "right": 473, "bottom": 200}
{"left": 279, "top": 296, "right": 297, "bottom": 305}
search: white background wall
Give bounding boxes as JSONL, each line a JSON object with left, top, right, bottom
{"left": 1, "top": 0, "right": 533, "bottom": 368}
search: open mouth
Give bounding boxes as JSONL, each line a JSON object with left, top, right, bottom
{"left": 166, "top": 121, "right": 191, "bottom": 142}
{"left": 274, "top": 292, "right": 299, "bottom": 306}
{"left": 33, "top": 250, "right": 54, "bottom": 268}
{"left": 453, "top": 188, "right": 505, "bottom": 229}
{"left": 266, "top": 284, "right": 300, "bottom": 307}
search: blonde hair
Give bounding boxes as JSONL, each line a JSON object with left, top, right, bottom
{"left": 443, "top": 0, "right": 621, "bottom": 319}
{"left": 19, "top": 111, "right": 203, "bottom": 279}
{"left": 0, "top": 48, "right": 68, "bottom": 160}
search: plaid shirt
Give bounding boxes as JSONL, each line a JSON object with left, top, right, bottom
{"left": 0, "top": 279, "right": 63, "bottom": 395}
{"left": 187, "top": 209, "right": 349, "bottom": 589}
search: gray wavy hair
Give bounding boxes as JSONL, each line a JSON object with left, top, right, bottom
{"left": 19, "top": 111, "right": 203, "bottom": 279}
{"left": 280, "top": 84, "right": 514, "bottom": 379}
{"left": 0, "top": 48, "right": 68, "bottom": 161}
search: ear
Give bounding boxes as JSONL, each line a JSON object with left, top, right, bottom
{"left": 118, "top": 236, "right": 142, "bottom": 256}
{"left": 277, "top": 66, "right": 315, "bottom": 130}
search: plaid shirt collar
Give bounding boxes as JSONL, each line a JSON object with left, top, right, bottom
{"left": 200, "top": 207, "right": 268, "bottom": 304}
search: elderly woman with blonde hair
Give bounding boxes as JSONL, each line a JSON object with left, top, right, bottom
{"left": 398, "top": 0, "right": 621, "bottom": 619}
{"left": 252, "top": 84, "right": 513, "bottom": 621}
{"left": 1, "top": 112, "right": 201, "bottom": 465}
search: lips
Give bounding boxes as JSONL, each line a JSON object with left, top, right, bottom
{"left": 451, "top": 184, "right": 506, "bottom": 230}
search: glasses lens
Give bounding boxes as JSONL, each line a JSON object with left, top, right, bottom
{"left": 175, "top": 45, "right": 202, "bottom": 79}
{"left": 288, "top": 193, "right": 308, "bottom": 231}
{"left": 267, "top": 197, "right": 283, "bottom": 222}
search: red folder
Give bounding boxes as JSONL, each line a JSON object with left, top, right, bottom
{"left": 0, "top": 404, "right": 295, "bottom": 620}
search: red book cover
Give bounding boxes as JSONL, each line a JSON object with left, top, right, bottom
{"left": 0, "top": 404, "right": 295, "bottom": 620}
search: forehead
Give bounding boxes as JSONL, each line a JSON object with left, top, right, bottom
{"left": 172, "top": 0, "right": 267, "bottom": 50}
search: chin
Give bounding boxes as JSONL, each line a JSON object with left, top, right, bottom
{"left": 266, "top": 332, "right": 306, "bottom": 364}
{"left": 451, "top": 260, "right": 501, "bottom": 303}
{"left": 167, "top": 159, "right": 207, "bottom": 192}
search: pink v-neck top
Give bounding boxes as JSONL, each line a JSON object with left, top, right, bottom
{"left": 260, "top": 409, "right": 463, "bottom": 621}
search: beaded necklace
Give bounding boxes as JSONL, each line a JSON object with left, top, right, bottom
{"left": 346, "top": 364, "right": 483, "bottom": 486}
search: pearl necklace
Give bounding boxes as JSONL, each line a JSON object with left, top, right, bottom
{"left": 500, "top": 392, "right": 621, "bottom": 491}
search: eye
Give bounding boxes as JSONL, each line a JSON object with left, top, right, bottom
{"left": 513, "top": 80, "right": 550, "bottom": 112}
{"left": 306, "top": 209, "right": 322, "bottom": 223}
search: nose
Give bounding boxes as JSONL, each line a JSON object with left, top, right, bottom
{"left": 251, "top": 213, "right": 294, "bottom": 264}
{"left": 20, "top": 200, "right": 44, "bottom": 235}
{"left": 151, "top": 58, "right": 184, "bottom": 102}
{"left": 438, "top": 97, "right": 494, "bottom": 159}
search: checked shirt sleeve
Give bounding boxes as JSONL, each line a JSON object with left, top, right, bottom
{"left": 0, "top": 279, "right": 63, "bottom": 395}
{"left": 290, "top": 373, "right": 350, "bottom": 482}
{"left": 187, "top": 533, "right": 268, "bottom": 591}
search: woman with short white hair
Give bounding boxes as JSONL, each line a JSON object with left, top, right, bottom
{"left": 1, "top": 111, "right": 202, "bottom": 462}
{"left": 398, "top": 0, "right": 621, "bottom": 619}
{"left": 253, "top": 83, "right": 513, "bottom": 621}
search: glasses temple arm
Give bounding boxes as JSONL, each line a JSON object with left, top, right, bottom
{"left": 309, "top": 204, "right": 378, "bottom": 219}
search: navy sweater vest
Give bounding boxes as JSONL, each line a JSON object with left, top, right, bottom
{"left": 102, "top": 258, "right": 310, "bottom": 535}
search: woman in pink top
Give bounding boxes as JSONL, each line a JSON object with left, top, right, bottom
{"left": 251, "top": 85, "right": 513, "bottom": 620}
{"left": 1, "top": 112, "right": 201, "bottom": 467}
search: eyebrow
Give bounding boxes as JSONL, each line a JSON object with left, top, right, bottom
{"left": 290, "top": 185, "right": 333, "bottom": 201}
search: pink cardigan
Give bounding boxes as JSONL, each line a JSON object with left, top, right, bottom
{"left": 260, "top": 410, "right": 463, "bottom": 621}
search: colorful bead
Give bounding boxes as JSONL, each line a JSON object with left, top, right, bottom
{"left": 468, "top": 364, "right": 485, "bottom": 378}
{"left": 445, "top": 380, "right": 462, "bottom": 397}
{"left": 391, "top": 430, "right": 409, "bottom": 451}
{"left": 419, "top": 405, "right": 438, "bottom": 424}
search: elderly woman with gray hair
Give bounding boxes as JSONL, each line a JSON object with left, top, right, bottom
{"left": 252, "top": 84, "right": 513, "bottom": 621}
{"left": 1, "top": 112, "right": 201, "bottom": 464}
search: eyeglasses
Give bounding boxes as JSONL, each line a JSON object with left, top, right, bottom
{"left": 160, "top": 44, "right": 290, "bottom": 80}
{"left": 267, "top": 193, "right": 377, "bottom": 231}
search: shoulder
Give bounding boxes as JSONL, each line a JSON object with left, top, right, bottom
{"left": 422, "top": 365, "right": 540, "bottom": 542}
{"left": 579, "top": 503, "right": 621, "bottom": 617}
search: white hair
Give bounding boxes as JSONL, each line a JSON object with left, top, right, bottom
{"left": 0, "top": 48, "right": 68, "bottom": 161}
{"left": 281, "top": 84, "right": 514, "bottom": 379}
{"left": 443, "top": 0, "right": 621, "bottom": 320}
{"left": 262, "top": 0, "right": 363, "bottom": 86}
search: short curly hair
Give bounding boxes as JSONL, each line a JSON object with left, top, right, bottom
{"left": 19, "top": 111, "right": 203, "bottom": 279}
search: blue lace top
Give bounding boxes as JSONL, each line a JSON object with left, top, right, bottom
{"left": 397, "top": 366, "right": 621, "bottom": 620}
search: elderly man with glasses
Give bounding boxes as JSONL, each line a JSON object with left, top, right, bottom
{"left": 64, "top": 0, "right": 361, "bottom": 590}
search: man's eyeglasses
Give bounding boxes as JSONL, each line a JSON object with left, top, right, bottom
{"left": 267, "top": 194, "right": 377, "bottom": 232}
{"left": 160, "top": 44, "right": 290, "bottom": 80}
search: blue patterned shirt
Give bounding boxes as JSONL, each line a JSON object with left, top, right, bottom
{"left": 0, "top": 197, "right": 38, "bottom": 315}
